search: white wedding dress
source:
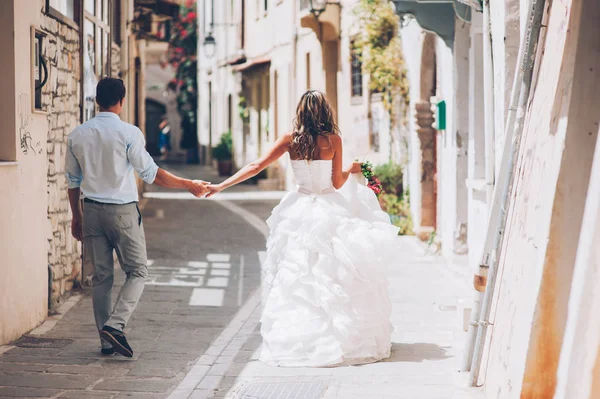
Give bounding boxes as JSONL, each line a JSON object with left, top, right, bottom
{"left": 258, "top": 159, "right": 399, "bottom": 367}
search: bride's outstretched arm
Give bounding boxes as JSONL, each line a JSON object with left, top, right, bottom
{"left": 207, "top": 133, "right": 292, "bottom": 197}
{"left": 330, "top": 135, "right": 362, "bottom": 189}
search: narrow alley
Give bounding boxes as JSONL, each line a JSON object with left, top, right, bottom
{"left": 0, "top": 165, "right": 480, "bottom": 399}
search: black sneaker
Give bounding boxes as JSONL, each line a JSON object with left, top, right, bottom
{"left": 100, "top": 326, "right": 133, "bottom": 358}
{"left": 101, "top": 347, "right": 115, "bottom": 356}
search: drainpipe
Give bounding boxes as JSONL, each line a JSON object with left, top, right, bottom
{"left": 467, "top": 0, "right": 547, "bottom": 386}
{"left": 482, "top": 1, "right": 495, "bottom": 206}
{"left": 460, "top": 0, "right": 495, "bottom": 372}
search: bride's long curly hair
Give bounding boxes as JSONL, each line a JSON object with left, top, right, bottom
{"left": 290, "top": 90, "right": 340, "bottom": 160}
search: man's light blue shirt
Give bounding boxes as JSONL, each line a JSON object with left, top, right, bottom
{"left": 65, "top": 112, "right": 159, "bottom": 204}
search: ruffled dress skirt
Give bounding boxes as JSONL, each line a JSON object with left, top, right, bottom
{"left": 258, "top": 176, "right": 399, "bottom": 367}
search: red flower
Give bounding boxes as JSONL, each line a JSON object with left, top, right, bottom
{"left": 187, "top": 12, "right": 197, "bottom": 21}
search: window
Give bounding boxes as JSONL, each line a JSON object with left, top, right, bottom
{"left": 351, "top": 47, "right": 363, "bottom": 98}
{"left": 33, "top": 30, "right": 47, "bottom": 110}
{"left": 83, "top": 0, "right": 112, "bottom": 121}
{"left": 111, "top": 0, "right": 121, "bottom": 45}
{"left": 47, "top": 0, "right": 80, "bottom": 28}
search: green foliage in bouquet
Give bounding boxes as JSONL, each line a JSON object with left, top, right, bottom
{"left": 212, "top": 131, "right": 233, "bottom": 161}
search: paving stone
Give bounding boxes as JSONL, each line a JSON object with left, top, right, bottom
{"left": 111, "top": 393, "right": 166, "bottom": 399}
{"left": 0, "top": 355, "right": 98, "bottom": 366}
{"left": 0, "top": 363, "right": 49, "bottom": 373}
{"left": 59, "top": 390, "right": 117, "bottom": 398}
{"left": 92, "top": 378, "right": 177, "bottom": 393}
{"left": 0, "top": 386, "right": 62, "bottom": 398}
{"left": 48, "top": 364, "right": 128, "bottom": 376}
{"left": 125, "top": 364, "right": 181, "bottom": 378}
{"left": 0, "top": 373, "right": 98, "bottom": 389}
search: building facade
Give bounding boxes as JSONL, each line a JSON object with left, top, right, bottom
{"left": 0, "top": 0, "right": 174, "bottom": 346}
{"left": 399, "top": 0, "right": 600, "bottom": 397}
{"left": 197, "top": 0, "right": 398, "bottom": 190}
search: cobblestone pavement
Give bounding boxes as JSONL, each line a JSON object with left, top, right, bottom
{"left": 0, "top": 164, "right": 484, "bottom": 399}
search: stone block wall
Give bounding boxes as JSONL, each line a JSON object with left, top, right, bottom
{"left": 41, "top": 16, "right": 82, "bottom": 309}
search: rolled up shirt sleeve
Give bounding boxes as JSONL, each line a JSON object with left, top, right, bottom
{"left": 65, "top": 139, "right": 83, "bottom": 189}
{"left": 127, "top": 128, "right": 159, "bottom": 184}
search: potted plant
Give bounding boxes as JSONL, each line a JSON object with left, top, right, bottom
{"left": 212, "top": 131, "right": 233, "bottom": 176}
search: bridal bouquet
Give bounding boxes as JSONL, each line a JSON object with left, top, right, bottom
{"left": 358, "top": 161, "right": 383, "bottom": 198}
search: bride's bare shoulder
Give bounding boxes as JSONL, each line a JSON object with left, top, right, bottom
{"left": 327, "top": 133, "right": 342, "bottom": 148}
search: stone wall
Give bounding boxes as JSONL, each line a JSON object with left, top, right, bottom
{"left": 112, "top": 43, "right": 121, "bottom": 78}
{"left": 41, "top": 16, "right": 82, "bottom": 309}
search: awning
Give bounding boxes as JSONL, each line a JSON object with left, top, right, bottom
{"left": 232, "top": 57, "right": 271, "bottom": 73}
{"left": 393, "top": 0, "right": 474, "bottom": 48}
{"left": 222, "top": 52, "right": 247, "bottom": 68}
{"left": 134, "top": 0, "right": 180, "bottom": 19}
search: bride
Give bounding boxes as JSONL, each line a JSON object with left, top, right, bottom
{"left": 207, "top": 90, "right": 399, "bottom": 367}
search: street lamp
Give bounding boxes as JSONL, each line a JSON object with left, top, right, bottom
{"left": 309, "top": 0, "right": 328, "bottom": 19}
{"left": 203, "top": 32, "right": 216, "bottom": 58}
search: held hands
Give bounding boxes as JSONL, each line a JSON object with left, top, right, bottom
{"left": 205, "top": 184, "right": 224, "bottom": 198}
{"left": 187, "top": 180, "right": 211, "bottom": 197}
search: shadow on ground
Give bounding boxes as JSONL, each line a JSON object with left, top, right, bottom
{"left": 382, "top": 342, "right": 451, "bottom": 363}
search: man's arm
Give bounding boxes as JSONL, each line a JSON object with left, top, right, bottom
{"left": 65, "top": 138, "right": 84, "bottom": 241}
{"left": 68, "top": 188, "right": 83, "bottom": 241}
{"left": 127, "top": 129, "right": 208, "bottom": 197}
{"left": 153, "top": 168, "right": 209, "bottom": 197}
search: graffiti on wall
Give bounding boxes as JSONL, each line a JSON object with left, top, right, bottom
{"left": 18, "top": 93, "right": 42, "bottom": 155}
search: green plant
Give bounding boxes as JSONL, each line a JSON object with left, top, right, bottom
{"left": 379, "top": 193, "right": 413, "bottom": 236}
{"left": 352, "top": 0, "right": 410, "bottom": 163}
{"left": 238, "top": 95, "right": 250, "bottom": 123}
{"left": 427, "top": 230, "right": 437, "bottom": 247}
{"left": 212, "top": 131, "right": 233, "bottom": 161}
{"left": 374, "top": 163, "right": 403, "bottom": 196}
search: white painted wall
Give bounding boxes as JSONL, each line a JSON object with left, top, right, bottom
{"left": 436, "top": 38, "right": 457, "bottom": 256}
{"left": 466, "top": 13, "right": 488, "bottom": 270}
{"left": 400, "top": 22, "right": 424, "bottom": 229}
{"left": 0, "top": 0, "right": 56, "bottom": 345}
{"left": 481, "top": 0, "right": 593, "bottom": 396}
{"left": 554, "top": 125, "right": 600, "bottom": 399}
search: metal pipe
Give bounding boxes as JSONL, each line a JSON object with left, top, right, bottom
{"left": 482, "top": 2, "right": 495, "bottom": 206}
{"left": 468, "top": 0, "right": 546, "bottom": 386}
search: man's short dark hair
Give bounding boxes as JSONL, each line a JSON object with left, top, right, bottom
{"left": 96, "top": 77, "right": 126, "bottom": 109}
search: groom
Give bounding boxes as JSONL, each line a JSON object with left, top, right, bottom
{"left": 65, "top": 77, "right": 208, "bottom": 357}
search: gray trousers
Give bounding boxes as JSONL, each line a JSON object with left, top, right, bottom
{"left": 83, "top": 201, "right": 148, "bottom": 348}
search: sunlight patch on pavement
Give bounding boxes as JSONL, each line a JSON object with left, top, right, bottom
{"left": 207, "top": 277, "right": 229, "bottom": 288}
{"left": 208, "top": 254, "right": 231, "bottom": 262}
{"left": 188, "top": 261, "right": 208, "bottom": 268}
{"left": 188, "top": 288, "right": 225, "bottom": 307}
{"left": 146, "top": 254, "right": 232, "bottom": 294}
